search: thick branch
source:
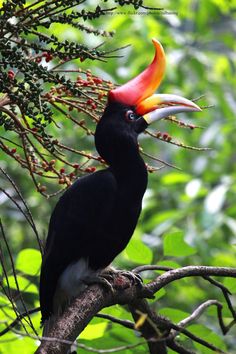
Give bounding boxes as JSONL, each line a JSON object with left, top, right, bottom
{"left": 35, "top": 266, "right": 236, "bottom": 354}
{"left": 35, "top": 277, "right": 150, "bottom": 354}
{"left": 129, "top": 299, "right": 169, "bottom": 354}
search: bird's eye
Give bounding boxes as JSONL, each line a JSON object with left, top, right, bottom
{"left": 125, "top": 110, "right": 136, "bottom": 122}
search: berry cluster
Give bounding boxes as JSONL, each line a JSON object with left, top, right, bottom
{"left": 0, "top": 0, "right": 205, "bottom": 197}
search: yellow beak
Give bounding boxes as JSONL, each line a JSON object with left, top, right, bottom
{"left": 136, "top": 94, "right": 202, "bottom": 124}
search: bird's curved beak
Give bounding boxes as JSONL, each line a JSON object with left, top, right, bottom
{"left": 109, "top": 38, "right": 201, "bottom": 124}
{"left": 137, "top": 93, "right": 201, "bottom": 124}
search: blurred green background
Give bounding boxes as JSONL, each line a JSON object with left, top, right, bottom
{"left": 1, "top": 0, "right": 236, "bottom": 353}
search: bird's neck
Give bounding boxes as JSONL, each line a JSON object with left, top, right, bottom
{"left": 109, "top": 145, "right": 148, "bottom": 198}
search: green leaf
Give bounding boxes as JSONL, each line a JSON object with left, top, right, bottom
{"left": 161, "top": 172, "right": 192, "bottom": 185}
{"left": 0, "top": 332, "right": 37, "bottom": 354}
{"left": 159, "top": 308, "right": 189, "bottom": 323}
{"left": 124, "top": 235, "right": 152, "bottom": 264}
{"left": 3, "top": 275, "right": 38, "bottom": 294}
{"left": 16, "top": 248, "right": 41, "bottom": 276}
{"left": 157, "top": 260, "right": 181, "bottom": 269}
{"left": 80, "top": 322, "right": 107, "bottom": 340}
{"left": 0, "top": 295, "right": 16, "bottom": 325}
{"left": 223, "top": 278, "right": 236, "bottom": 294}
{"left": 155, "top": 287, "right": 166, "bottom": 300}
{"left": 188, "top": 324, "right": 226, "bottom": 353}
{"left": 163, "top": 231, "right": 196, "bottom": 257}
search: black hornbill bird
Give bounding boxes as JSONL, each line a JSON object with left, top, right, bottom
{"left": 39, "top": 39, "right": 201, "bottom": 327}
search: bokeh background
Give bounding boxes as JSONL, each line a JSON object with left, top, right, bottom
{"left": 1, "top": 0, "right": 236, "bottom": 353}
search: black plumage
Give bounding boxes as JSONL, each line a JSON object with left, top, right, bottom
{"left": 39, "top": 102, "right": 148, "bottom": 323}
{"left": 39, "top": 38, "right": 201, "bottom": 325}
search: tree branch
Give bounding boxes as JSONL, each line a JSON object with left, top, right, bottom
{"left": 129, "top": 299, "right": 170, "bottom": 354}
{"left": 35, "top": 276, "right": 145, "bottom": 354}
{"left": 34, "top": 266, "right": 236, "bottom": 354}
{"left": 146, "top": 266, "right": 236, "bottom": 293}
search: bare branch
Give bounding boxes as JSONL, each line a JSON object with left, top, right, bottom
{"left": 178, "top": 300, "right": 221, "bottom": 328}
{"left": 95, "top": 313, "right": 134, "bottom": 330}
{"left": 147, "top": 266, "right": 236, "bottom": 293}
{"left": 0, "top": 219, "right": 38, "bottom": 337}
{"left": 0, "top": 308, "right": 40, "bottom": 337}
{"left": 167, "top": 340, "right": 195, "bottom": 354}
{"left": 203, "top": 276, "right": 236, "bottom": 333}
{"left": 35, "top": 277, "right": 144, "bottom": 354}
{"left": 132, "top": 265, "right": 173, "bottom": 273}
{"left": 34, "top": 266, "right": 236, "bottom": 353}
{"left": 0, "top": 167, "right": 42, "bottom": 253}
{"left": 12, "top": 328, "right": 145, "bottom": 353}
{"left": 129, "top": 299, "right": 169, "bottom": 354}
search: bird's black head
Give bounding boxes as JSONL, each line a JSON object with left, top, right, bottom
{"left": 95, "top": 38, "right": 201, "bottom": 166}
{"left": 95, "top": 101, "right": 147, "bottom": 165}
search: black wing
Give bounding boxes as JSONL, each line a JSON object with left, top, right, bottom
{"left": 39, "top": 169, "right": 117, "bottom": 322}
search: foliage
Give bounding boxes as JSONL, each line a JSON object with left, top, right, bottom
{"left": 0, "top": 0, "right": 205, "bottom": 197}
{"left": 0, "top": 0, "right": 236, "bottom": 353}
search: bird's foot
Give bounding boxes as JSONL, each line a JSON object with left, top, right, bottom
{"left": 116, "top": 270, "right": 143, "bottom": 287}
{"left": 116, "top": 271, "right": 154, "bottom": 298}
{"left": 100, "top": 268, "right": 143, "bottom": 290}
{"left": 83, "top": 274, "right": 114, "bottom": 294}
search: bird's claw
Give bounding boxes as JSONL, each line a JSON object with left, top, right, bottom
{"left": 83, "top": 274, "right": 114, "bottom": 294}
{"left": 83, "top": 270, "right": 143, "bottom": 294}
{"left": 101, "top": 269, "right": 143, "bottom": 290}
{"left": 117, "top": 270, "right": 143, "bottom": 287}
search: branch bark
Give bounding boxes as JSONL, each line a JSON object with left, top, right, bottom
{"left": 129, "top": 299, "right": 169, "bottom": 354}
{"left": 35, "top": 266, "right": 236, "bottom": 354}
{"left": 35, "top": 276, "right": 151, "bottom": 354}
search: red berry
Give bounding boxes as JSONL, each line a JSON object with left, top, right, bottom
{"left": 85, "top": 167, "right": 96, "bottom": 173}
{"left": 8, "top": 70, "right": 15, "bottom": 79}
{"left": 43, "top": 52, "right": 53, "bottom": 62}
{"left": 162, "top": 132, "right": 169, "bottom": 140}
{"left": 93, "top": 77, "right": 103, "bottom": 85}
{"left": 60, "top": 168, "right": 65, "bottom": 173}
{"left": 73, "top": 163, "right": 80, "bottom": 169}
{"left": 11, "top": 148, "right": 17, "bottom": 154}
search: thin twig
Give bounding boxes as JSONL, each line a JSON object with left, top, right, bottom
{"left": 179, "top": 300, "right": 221, "bottom": 328}
{"left": 203, "top": 275, "right": 236, "bottom": 332}
{"left": 0, "top": 308, "right": 40, "bottom": 337}
{"left": 96, "top": 313, "right": 134, "bottom": 330}
{"left": 12, "top": 328, "right": 145, "bottom": 353}
{"left": 167, "top": 339, "right": 195, "bottom": 354}
{"left": 0, "top": 220, "right": 35, "bottom": 336}
{"left": 133, "top": 265, "right": 173, "bottom": 273}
